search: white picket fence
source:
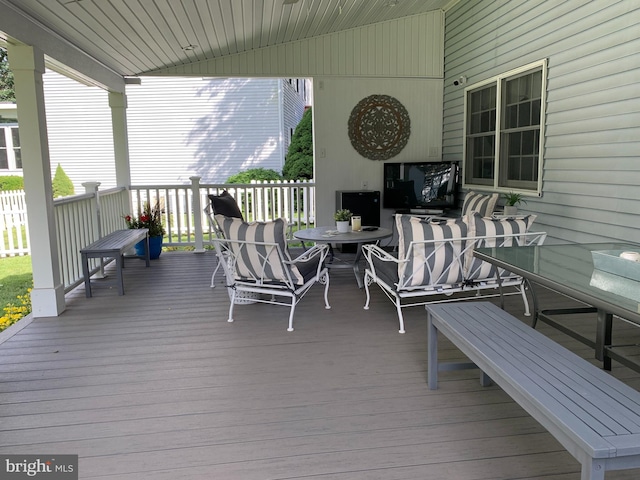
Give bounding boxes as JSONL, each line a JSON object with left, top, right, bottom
{"left": 0, "top": 190, "right": 30, "bottom": 257}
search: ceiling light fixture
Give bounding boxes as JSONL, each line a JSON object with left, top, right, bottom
{"left": 181, "top": 44, "right": 197, "bottom": 51}
{"left": 385, "top": 0, "right": 399, "bottom": 6}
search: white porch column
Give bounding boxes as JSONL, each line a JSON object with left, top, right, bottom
{"left": 109, "top": 91, "right": 133, "bottom": 211}
{"left": 8, "top": 43, "right": 65, "bottom": 317}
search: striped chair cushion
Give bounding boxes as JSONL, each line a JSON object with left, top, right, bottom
{"left": 215, "top": 216, "right": 306, "bottom": 285}
{"left": 461, "top": 191, "right": 499, "bottom": 217}
{"left": 395, "top": 214, "right": 468, "bottom": 288}
{"left": 464, "top": 212, "right": 537, "bottom": 281}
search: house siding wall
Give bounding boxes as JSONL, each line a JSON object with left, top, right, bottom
{"left": 42, "top": 72, "right": 309, "bottom": 188}
{"left": 154, "top": 11, "right": 444, "bottom": 79}
{"left": 126, "top": 76, "right": 284, "bottom": 184}
{"left": 443, "top": 0, "right": 640, "bottom": 244}
{"left": 43, "top": 71, "right": 117, "bottom": 190}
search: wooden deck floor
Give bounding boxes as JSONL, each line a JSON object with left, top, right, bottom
{"left": 2, "top": 251, "right": 640, "bottom": 479}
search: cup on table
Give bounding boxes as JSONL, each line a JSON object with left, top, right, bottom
{"left": 351, "top": 216, "right": 362, "bottom": 231}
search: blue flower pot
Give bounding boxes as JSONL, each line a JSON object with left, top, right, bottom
{"left": 134, "top": 236, "right": 163, "bottom": 259}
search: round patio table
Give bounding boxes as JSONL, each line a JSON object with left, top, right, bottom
{"left": 294, "top": 226, "right": 392, "bottom": 288}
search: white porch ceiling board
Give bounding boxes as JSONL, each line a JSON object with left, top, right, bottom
{"left": 159, "top": 11, "right": 444, "bottom": 78}
{"left": 2, "top": 0, "right": 453, "bottom": 79}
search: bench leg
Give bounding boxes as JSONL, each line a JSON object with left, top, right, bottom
{"left": 582, "top": 459, "right": 605, "bottom": 480}
{"left": 81, "top": 253, "right": 92, "bottom": 298}
{"left": 427, "top": 312, "right": 438, "bottom": 390}
{"left": 116, "top": 255, "right": 125, "bottom": 295}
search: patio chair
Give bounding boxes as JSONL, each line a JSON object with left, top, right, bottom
{"left": 362, "top": 212, "right": 546, "bottom": 333}
{"left": 212, "top": 215, "right": 331, "bottom": 332}
{"left": 206, "top": 191, "right": 244, "bottom": 287}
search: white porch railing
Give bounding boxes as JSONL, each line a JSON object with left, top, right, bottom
{"left": 1, "top": 178, "right": 316, "bottom": 292}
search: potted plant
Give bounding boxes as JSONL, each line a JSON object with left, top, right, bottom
{"left": 502, "top": 191, "right": 527, "bottom": 216}
{"left": 334, "top": 209, "right": 352, "bottom": 233}
{"left": 124, "top": 202, "right": 166, "bottom": 259}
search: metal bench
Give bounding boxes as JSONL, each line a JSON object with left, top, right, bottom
{"left": 427, "top": 301, "right": 640, "bottom": 480}
{"left": 80, "top": 229, "right": 149, "bottom": 297}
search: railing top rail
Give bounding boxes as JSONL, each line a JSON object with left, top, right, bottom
{"left": 54, "top": 192, "right": 94, "bottom": 206}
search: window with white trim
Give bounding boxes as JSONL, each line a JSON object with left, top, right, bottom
{"left": 0, "top": 125, "right": 21, "bottom": 170}
{"left": 463, "top": 60, "right": 546, "bottom": 194}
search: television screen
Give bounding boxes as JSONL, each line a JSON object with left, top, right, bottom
{"left": 383, "top": 161, "right": 458, "bottom": 211}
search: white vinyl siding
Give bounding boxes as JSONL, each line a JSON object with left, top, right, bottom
{"left": 443, "top": 0, "right": 640, "bottom": 244}
{"left": 42, "top": 72, "right": 309, "bottom": 188}
{"left": 43, "top": 71, "right": 117, "bottom": 189}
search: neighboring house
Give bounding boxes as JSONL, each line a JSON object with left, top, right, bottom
{"left": 38, "top": 71, "right": 310, "bottom": 190}
{"left": 0, "top": 102, "right": 19, "bottom": 172}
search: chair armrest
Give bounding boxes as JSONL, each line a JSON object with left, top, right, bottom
{"left": 362, "top": 244, "right": 400, "bottom": 265}
{"left": 288, "top": 243, "right": 329, "bottom": 264}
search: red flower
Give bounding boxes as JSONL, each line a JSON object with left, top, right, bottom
{"left": 125, "top": 215, "right": 131, "bottom": 222}
{"left": 140, "top": 215, "right": 150, "bottom": 222}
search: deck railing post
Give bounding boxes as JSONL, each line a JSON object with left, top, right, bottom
{"left": 190, "top": 176, "right": 205, "bottom": 253}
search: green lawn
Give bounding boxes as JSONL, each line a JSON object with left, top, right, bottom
{"left": 0, "top": 255, "right": 33, "bottom": 307}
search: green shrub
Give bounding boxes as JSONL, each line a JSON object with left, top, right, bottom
{"left": 0, "top": 175, "right": 23, "bottom": 191}
{"left": 283, "top": 108, "right": 313, "bottom": 180}
{"left": 52, "top": 164, "right": 75, "bottom": 198}
{"left": 226, "top": 168, "right": 283, "bottom": 184}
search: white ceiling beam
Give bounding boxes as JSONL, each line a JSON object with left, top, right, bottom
{"left": 0, "top": 0, "right": 125, "bottom": 92}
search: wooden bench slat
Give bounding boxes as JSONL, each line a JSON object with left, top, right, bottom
{"left": 479, "top": 307, "right": 640, "bottom": 433}
{"left": 427, "top": 302, "right": 640, "bottom": 479}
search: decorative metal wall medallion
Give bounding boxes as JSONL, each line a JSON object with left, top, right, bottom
{"left": 348, "top": 94, "right": 411, "bottom": 160}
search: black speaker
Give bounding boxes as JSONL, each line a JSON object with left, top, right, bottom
{"left": 335, "top": 191, "right": 381, "bottom": 252}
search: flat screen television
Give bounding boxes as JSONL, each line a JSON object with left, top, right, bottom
{"left": 383, "top": 161, "right": 458, "bottom": 212}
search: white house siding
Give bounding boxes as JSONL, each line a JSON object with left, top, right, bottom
{"left": 282, "top": 79, "right": 310, "bottom": 147}
{"left": 442, "top": 0, "right": 640, "bottom": 244}
{"left": 127, "top": 76, "right": 286, "bottom": 184}
{"left": 43, "top": 70, "right": 117, "bottom": 190}
{"left": 41, "top": 72, "right": 309, "bottom": 189}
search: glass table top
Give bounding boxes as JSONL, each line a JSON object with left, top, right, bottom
{"left": 475, "top": 242, "right": 640, "bottom": 324}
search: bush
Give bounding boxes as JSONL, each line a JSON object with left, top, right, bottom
{"left": 52, "top": 164, "right": 75, "bottom": 198}
{"left": 226, "top": 168, "right": 283, "bottom": 184}
{"left": 0, "top": 175, "right": 23, "bottom": 191}
{"left": 283, "top": 108, "right": 313, "bottom": 180}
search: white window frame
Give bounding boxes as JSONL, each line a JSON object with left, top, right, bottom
{"left": 0, "top": 124, "right": 21, "bottom": 171}
{"left": 462, "top": 59, "right": 547, "bottom": 196}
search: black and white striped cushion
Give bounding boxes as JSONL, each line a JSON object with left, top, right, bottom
{"left": 395, "top": 214, "right": 468, "bottom": 287}
{"left": 462, "top": 191, "right": 499, "bottom": 217}
{"left": 215, "top": 216, "right": 306, "bottom": 285}
{"left": 464, "top": 212, "right": 537, "bottom": 281}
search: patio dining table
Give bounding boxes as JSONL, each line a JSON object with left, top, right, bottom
{"left": 294, "top": 226, "right": 392, "bottom": 288}
{"left": 474, "top": 242, "right": 640, "bottom": 372}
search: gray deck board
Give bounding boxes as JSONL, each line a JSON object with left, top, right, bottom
{"left": 1, "top": 251, "right": 640, "bottom": 479}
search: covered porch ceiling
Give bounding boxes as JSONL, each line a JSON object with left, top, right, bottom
{"left": 0, "top": 0, "right": 454, "bottom": 83}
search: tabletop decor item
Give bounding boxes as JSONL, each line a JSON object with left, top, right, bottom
{"left": 124, "top": 202, "right": 166, "bottom": 259}
{"left": 348, "top": 94, "right": 411, "bottom": 160}
{"left": 334, "top": 209, "right": 352, "bottom": 233}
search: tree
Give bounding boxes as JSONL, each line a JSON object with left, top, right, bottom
{"left": 282, "top": 107, "right": 313, "bottom": 180}
{"left": 52, "top": 164, "right": 75, "bottom": 198}
{"left": 0, "top": 47, "right": 15, "bottom": 102}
